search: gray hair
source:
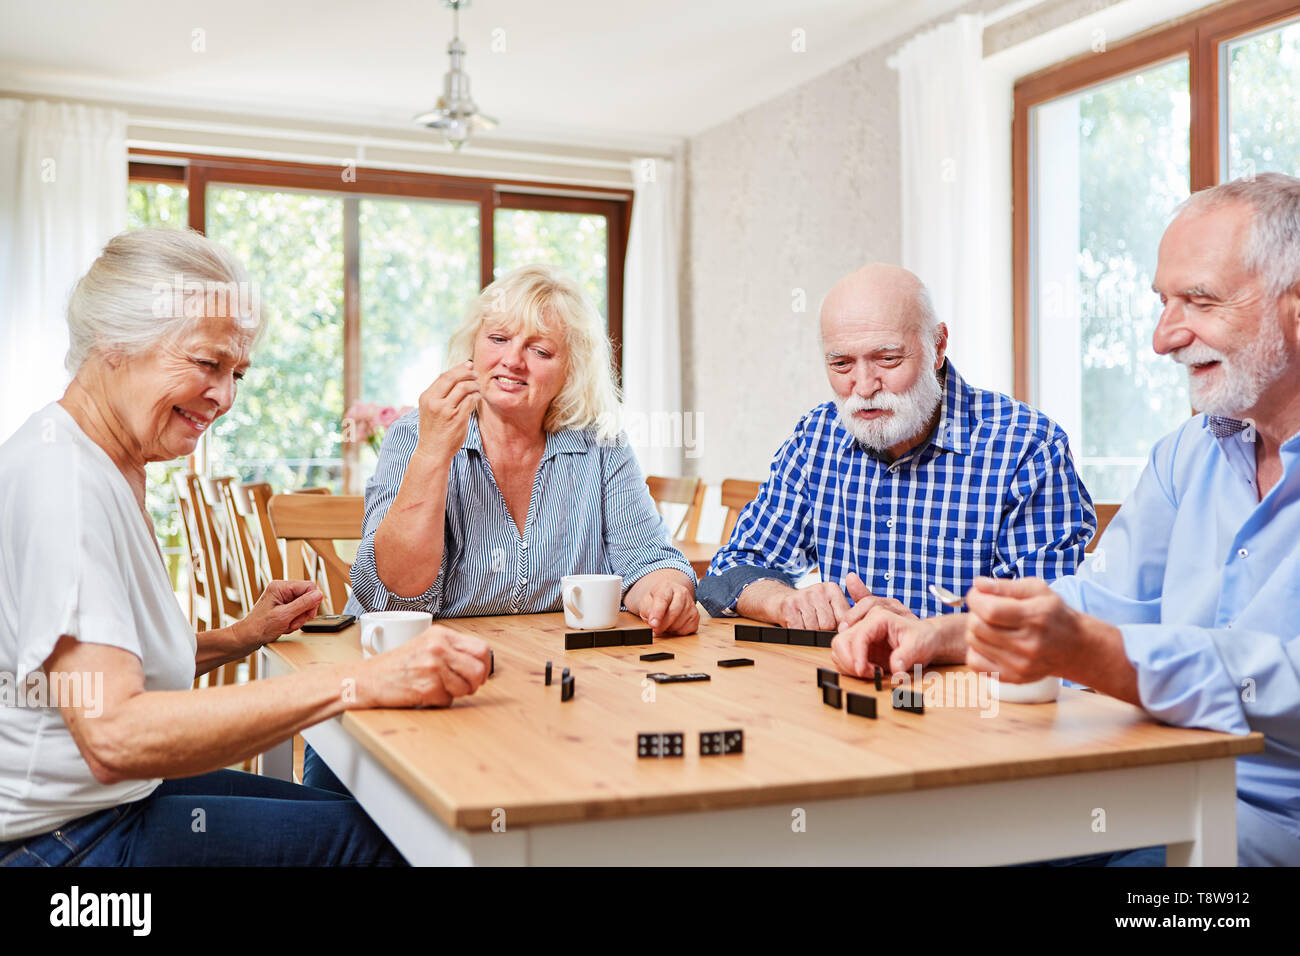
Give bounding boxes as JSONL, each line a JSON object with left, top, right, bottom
{"left": 1173, "top": 172, "right": 1300, "bottom": 299}
{"left": 66, "top": 228, "right": 261, "bottom": 375}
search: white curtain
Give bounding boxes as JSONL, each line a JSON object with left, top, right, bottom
{"left": 621, "top": 155, "right": 683, "bottom": 477}
{"left": 0, "top": 99, "right": 128, "bottom": 442}
{"left": 897, "top": 15, "right": 1007, "bottom": 393}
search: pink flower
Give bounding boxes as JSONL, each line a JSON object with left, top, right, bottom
{"left": 376, "top": 405, "right": 400, "bottom": 427}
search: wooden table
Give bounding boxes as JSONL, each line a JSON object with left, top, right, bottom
{"left": 260, "top": 612, "right": 1262, "bottom": 866}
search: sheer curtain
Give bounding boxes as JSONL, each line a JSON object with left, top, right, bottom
{"left": 897, "top": 15, "right": 1008, "bottom": 393}
{"left": 621, "top": 155, "right": 683, "bottom": 478}
{"left": 0, "top": 99, "right": 127, "bottom": 442}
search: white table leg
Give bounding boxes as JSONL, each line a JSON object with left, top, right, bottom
{"left": 1165, "top": 756, "right": 1237, "bottom": 866}
{"left": 256, "top": 649, "right": 294, "bottom": 780}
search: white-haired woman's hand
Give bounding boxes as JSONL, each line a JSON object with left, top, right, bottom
{"left": 356, "top": 624, "right": 492, "bottom": 708}
{"left": 413, "top": 361, "right": 481, "bottom": 466}
{"left": 238, "top": 580, "right": 325, "bottom": 647}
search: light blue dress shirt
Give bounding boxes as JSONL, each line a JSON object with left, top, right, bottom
{"left": 1052, "top": 414, "right": 1300, "bottom": 866}
{"left": 345, "top": 410, "right": 694, "bottom": 619}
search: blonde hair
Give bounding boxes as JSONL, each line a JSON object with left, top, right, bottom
{"left": 445, "top": 264, "right": 621, "bottom": 440}
{"left": 66, "top": 228, "right": 262, "bottom": 375}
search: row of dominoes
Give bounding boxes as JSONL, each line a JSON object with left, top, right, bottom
{"left": 543, "top": 661, "right": 575, "bottom": 701}
{"left": 565, "top": 628, "right": 653, "bottom": 650}
{"left": 817, "top": 667, "right": 923, "bottom": 715}
{"left": 638, "top": 729, "right": 744, "bottom": 758}
{"left": 734, "top": 624, "right": 836, "bottom": 647}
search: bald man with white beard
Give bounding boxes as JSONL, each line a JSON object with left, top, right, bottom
{"left": 698, "top": 264, "right": 1096, "bottom": 671}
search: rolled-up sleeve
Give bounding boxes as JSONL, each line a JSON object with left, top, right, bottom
{"left": 997, "top": 434, "right": 1095, "bottom": 582}
{"left": 347, "top": 414, "right": 446, "bottom": 615}
{"left": 600, "top": 440, "right": 695, "bottom": 597}
{"left": 697, "top": 423, "right": 813, "bottom": 617}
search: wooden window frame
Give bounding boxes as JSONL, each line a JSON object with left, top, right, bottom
{"left": 1011, "top": 0, "right": 1300, "bottom": 402}
{"left": 128, "top": 151, "right": 632, "bottom": 489}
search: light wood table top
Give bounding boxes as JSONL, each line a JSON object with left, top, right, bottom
{"left": 267, "top": 612, "right": 1262, "bottom": 832}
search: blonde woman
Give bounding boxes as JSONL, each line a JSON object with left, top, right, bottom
{"left": 345, "top": 264, "right": 698, "bottom": 633}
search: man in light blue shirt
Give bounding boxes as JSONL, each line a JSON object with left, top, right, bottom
{"left": 832, "top": 172, "right": 1300, "bottom": 865}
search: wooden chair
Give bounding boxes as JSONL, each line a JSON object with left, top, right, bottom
{"left": 1087, "top": 503, "right": 1121, "bottom": 554}
{"left": 719, "top": 478, "right": 762, "bottom": 543}
{"left": 219, "top": 482, "right": 270, "bottom": 684}
{"left": 645, "top": 475, "right": 706, "bottom": 543}
{"left": 267, "top": 494, "right": 364, "bottom": 614}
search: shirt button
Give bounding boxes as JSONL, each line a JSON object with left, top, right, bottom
{"left": 883, "top": 572, "right": 892, "bottom": 581}
{"left": 1237, "top": 548, "right": 1248, "bottom": 558}
{"left": 521, "top": 541, "right": 529, "bottom": 550}
{"left": 886, "top": 519, "right": 895, "bottom": 529}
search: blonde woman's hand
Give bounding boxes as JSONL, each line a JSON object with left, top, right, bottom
{"left": 414, "top": 361, "right": 481, "bottom": 466}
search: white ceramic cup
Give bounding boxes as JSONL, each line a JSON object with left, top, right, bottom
{"left": 561, "top": 574, "right": 623, "bottom": 630}
{"left": 990, "top": 674, "right": 1062, "bottom": 704}
{"left": 359, "top": 611, "right": 432, "bottom": 658}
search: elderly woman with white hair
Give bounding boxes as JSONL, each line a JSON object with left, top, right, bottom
{"left": 344, "top": 264, "right": 698, "bottom": 631}
{"left": 0, "top": 229, "right": 492, "bottom": 867}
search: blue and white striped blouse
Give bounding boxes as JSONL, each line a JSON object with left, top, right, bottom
{"left": 345, "top": 410, "right": 695, "bottom": 619}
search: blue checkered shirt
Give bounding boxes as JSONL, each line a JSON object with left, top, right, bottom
{"left": 698, "top": 360, "right": 1096, "bottom": 618}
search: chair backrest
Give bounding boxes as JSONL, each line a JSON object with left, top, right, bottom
{"left": 1086, "top": 503, "right": 1121, "bottom": 554}
{"left": 173, "top": 473, "right": 218, "bottom": 633}
{"left": 268, "top": 493, "right": 364, "bottom": 614}
{"left": 645, "top": 475, "right": 705, "bottom": 543}
{"left": 243, "top": 481, "right": 283, "bottom": 581}
{"left": 220, "top": 481, "right": 264, "bottom": 613}
{"left": 719, "top": 478, "right": 761, "bottom": 543}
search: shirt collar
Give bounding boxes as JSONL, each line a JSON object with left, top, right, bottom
{"left": 930, "top": 359, "right": 971, "bottom": 455}
{"left": 1203, "top": 414, "right": 1249, "bottom": 439}
{"left": 463, "top": 412, "right": 588, "bottom": 461}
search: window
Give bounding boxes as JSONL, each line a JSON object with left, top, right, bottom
{"left": 127, "top": 156, "right": 630, "bottom": 493}
{"left": 1015, "top": 0, "right": 1300, "bottom": 501}
{"left": 204, "top": 187, "right": 346, "bottom": 492}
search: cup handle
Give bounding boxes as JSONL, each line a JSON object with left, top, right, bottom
{"left": 361, "top": 624, "right": 382, "bottom": 656}
{"left": 564, "top": 584, "right": 583, "bottom": 621}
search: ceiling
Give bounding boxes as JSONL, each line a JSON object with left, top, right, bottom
{"left": 0, "top": 0, "right": 972, "bottom": 150}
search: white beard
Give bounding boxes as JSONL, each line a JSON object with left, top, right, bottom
{"left": 834, "top": 361, "right": 944, "bottom": 454}
{"left": 1173, "top": 310, "right": 1289, "bottom": 417}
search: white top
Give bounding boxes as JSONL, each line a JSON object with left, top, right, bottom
{"left": 0, "top": 403, "right": 196, "bottom": 841}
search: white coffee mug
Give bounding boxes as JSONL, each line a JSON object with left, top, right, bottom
{"left": 561, "top": 574, "right": 623, "bottom": 630}
{"left": 990, "top": 674, "right": 1062, "bottom": 704}
{"left": 360, "top": 611, "right": 432, "bottom": 658}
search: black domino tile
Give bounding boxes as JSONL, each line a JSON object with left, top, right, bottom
{"left": 788, "top": 629, "right": 817, "bottom": 647}
{"left": 846, "top": 691, "right": 877, "bottom": 719}
{"left": 564, "top": 632, "right": 594, "bottom": 650}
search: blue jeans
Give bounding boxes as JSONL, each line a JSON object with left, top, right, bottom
{"left": 1029, "top": 846, "right": 1166, "bottom": 867}
{"left": 0, "top": 770, "right": 407, "bottom": 866}
{"left": 302, "top": 743, "right": 349, "bottom": 795}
